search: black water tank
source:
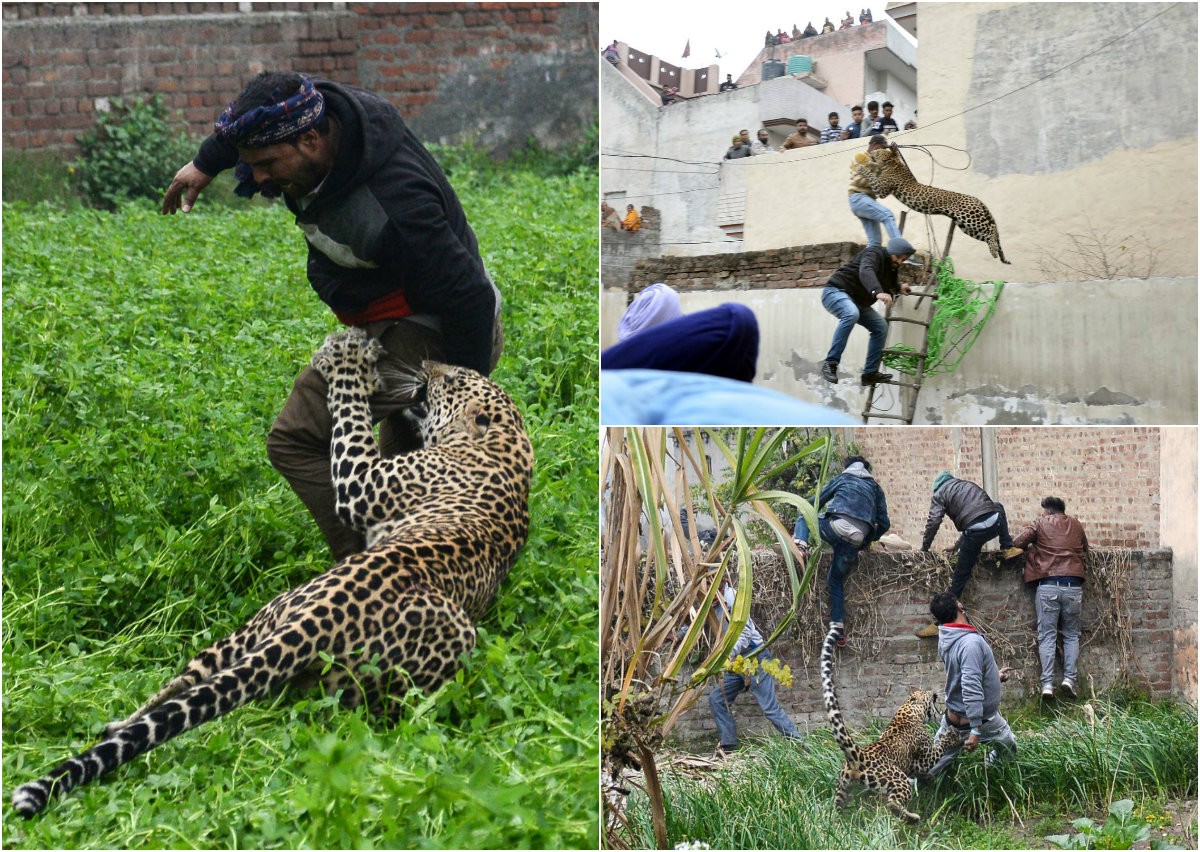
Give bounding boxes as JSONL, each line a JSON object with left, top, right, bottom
{"left": 761, "top": 59, "right": 785, "bottom": 81}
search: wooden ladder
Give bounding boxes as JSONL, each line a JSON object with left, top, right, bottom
{"left": 861, "top": 214, "right": 956, "bottom": 424}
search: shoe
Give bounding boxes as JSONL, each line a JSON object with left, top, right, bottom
{"left": 821, "top": 360, "right": 839, "bottom": 383}
{"left": 829, "top": 621, "right": 847, "bottom": 647}
{"left": 794, "top": 540, "right": 809, "bottom": 559}
{"left": 714, "top": 743, "right": 737, "bottom": 758}
{"left": 860, "top": 371, "right": 894, "bottom": 385}
{"left": 1001, "top": 546, "right": 1024, "bottom": 560}
{"left": 1060, "top": 679, "right": 1077, "bottom": 699}
{"left": 915, "top": 622, "right": 940, "bottom": 639}
{"left": 1041, "top": 685, "right": 1055, "bottom": 699}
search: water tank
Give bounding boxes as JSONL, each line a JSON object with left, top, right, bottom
{"left": 786, "top": 55, "right": 813, "bottom": 75}
{"left": 761, "top": 60, "right": 785, "bottom": 81}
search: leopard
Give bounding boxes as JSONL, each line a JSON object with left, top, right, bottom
{"left": 12, "top": 327, "right": 533, "bottom": 818}
{"left": 855, "top": 144, "right": 1011, "bottom": 264}
{"left": 821, "top": 624, "right": 961, "bottom": 823}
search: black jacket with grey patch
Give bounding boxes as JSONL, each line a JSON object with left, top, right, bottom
{"left": 194, "top": 79, "right": 498, "bottom": 375}
{"left": 921, "top": 478, "right": 999, "bottom": 551}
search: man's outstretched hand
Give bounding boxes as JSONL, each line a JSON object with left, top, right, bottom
{"left": 161, "top": 162, "right": 213, "bottom": 214}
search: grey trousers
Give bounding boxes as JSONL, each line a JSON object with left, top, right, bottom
{"left": 929, "top": 711, "right": 1018, "bottom": 776}
{"left": 1036, "top": 583, "right": 1083, "bottom": 687}
{"left": 708, "top": 658, "right": 802, "bottom": 748}
{"left": 266, "top": 317, "right": 502, "bottom": 562}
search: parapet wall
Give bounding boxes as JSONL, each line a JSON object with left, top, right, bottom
{"left": 669, "top": 547, "right": 1177, "bottom": 746}
{"left": 2, "top": 2, "right": 597, "bottom": 158}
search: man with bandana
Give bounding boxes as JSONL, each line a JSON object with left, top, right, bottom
{"left": 161, "top": 71, "right": 502, "bottom": 561}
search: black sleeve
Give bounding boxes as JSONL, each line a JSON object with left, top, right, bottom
{"left": 377, "top": 202, "right": 497, "bottom": 376}
{"left": 857, "top": 249, "right": 885, "bottom": 297}
{"left": 193, "top": 133, "right": 240, "bottom": 177}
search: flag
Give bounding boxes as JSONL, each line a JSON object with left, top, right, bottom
{"left": 682, "top": 39, "right": 690, "bottom": 59}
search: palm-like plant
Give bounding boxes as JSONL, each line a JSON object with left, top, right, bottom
{"left": 601, "top": 427, "right": 836, "bottom": 848}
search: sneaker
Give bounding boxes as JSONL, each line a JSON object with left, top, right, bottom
{"left": 821, "top": 361, "right": 839, "bottom": 383}
{"left": 860, "top": 371, "right": 895, "bottom": 385}
{"left": 1060, "top": 679, "right": 1077, "bottom": 699}
{"left": 1041, "top": 685, "right": 1055, "bottom": 699}
{"left": 1001, "top": 546, "right": 1025, "bottom": 560}
{"left": 915, "top": 621, "right": 940, "bottom": 639}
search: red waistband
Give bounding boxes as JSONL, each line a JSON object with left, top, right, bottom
{"left": 333, "top": 289, "right": 413, "bottom": 326}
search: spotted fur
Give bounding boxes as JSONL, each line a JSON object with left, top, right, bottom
{"left": 856, "top": 146, "right": 1010, "bottom": 264}
{"left": 821, "top": 625, "right": 961, "bottom": 823}
{"left": 12, "top": 328, "right": 532, "bottom": 818}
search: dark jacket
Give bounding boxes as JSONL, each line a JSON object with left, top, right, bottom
{"left": 1013, "top": 512, "right": 1088, "bottom": 583}
{"left": 814, "top": 463, "right": 891, "bottom": 541}
{"left": 922, "top": 478, "right": 998, "bottom": 550}
{"left": 825, "top": 245, "right": 901, "bottom": 310}
{"left": 193, "top": 79, "right": 498, "bottom": 375}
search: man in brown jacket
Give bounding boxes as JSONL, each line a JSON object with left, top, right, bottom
{"left": 1011, "top": 497, "right": 1089, "bottom": 699}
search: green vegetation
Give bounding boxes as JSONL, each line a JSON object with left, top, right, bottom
{"left": 2, "top": 156, "right": 598, "bottom": 848}
{"left": 619, "top": 700, "right": 1196, "bottom": 849}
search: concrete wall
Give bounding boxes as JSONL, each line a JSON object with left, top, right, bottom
{"left": 604, "top": 278, "right": 1197, "bottom": 425}
{"left": 671, "top": 547, "right": 1178, "bottom": 744}
{"left": 2, "top": 2, "right": 598, "bottom": 159}
{"left": 1161, "top": 428, "right": 1198, "bottom": 703}
{"left": 741, "top": 2, "right": 1198, "bottom": 283}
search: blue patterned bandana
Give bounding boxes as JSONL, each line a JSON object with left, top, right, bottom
{"left": 214, "top": 74, "right": 326, "bottom": 148}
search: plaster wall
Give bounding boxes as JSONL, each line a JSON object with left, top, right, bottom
{"left": 1160, "top": 428, "right": 1198, "bottom": 703}
{"left": 634, "top": 278, "right": 1198, "bottom": 425}
{"left": 741, "top": 2, "right": 1198, "bottom": 283}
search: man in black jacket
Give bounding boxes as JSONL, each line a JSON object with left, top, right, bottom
{"left": 916, "top": 472, "right": 1025, "bottom": 637}
{"left": 161, "top": 71, "right": 502, "bottom": 560}
{"left": 818, "top": 236, "right": 913, "bottom": 385}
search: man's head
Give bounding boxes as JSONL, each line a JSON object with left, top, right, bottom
{"left": 887, "top": 236, "right": 915, "bottom": 265}
{"left": 851, "top": 105, "right": 863, "bottom": 123}
{"left": 930, "top": 592, "right": 962, "bottom": 626}
{"left": 828, "top": 111, "right": 840, "bottom": 127}
{"left": 726, "top": 73, "right": 733, "bottom": 81}
{"left": 932, "top": 470, "right": 954, "bottom": 492}
{"left": 732, "top": 133, "right": 743, "bottom": 145}
{"left": 757, "top": 128, "right": 770, "bottom": 143}
{"left": 882, "top": 101, "right": 894, "bottom": 115}
{"left": 1041, "top": 496, "right": 1066, "bottom": 514}
{"left": 740, "top": 129, "right": 751, "bottom": 144}
{"left": 627, "top": 204, "right": 635, "bottom": 212}
{"left": 867, "top": 133, "right": 888, "bottom": 151}
{"left": 217, "top": 71, "right": 335, "bottom": 199}
{"left": 796, "top": 118, "right": 809, "bottom": 132}
{"left": 844, "top": 454, "right": 871, "bottom": 471}
{"left": 867, "top": 100, "right": 879, "bottom": 115}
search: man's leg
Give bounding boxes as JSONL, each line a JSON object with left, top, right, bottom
{"left": 1060, "top": 586, "right": 1084, "bottom": 686}
{"left": 749, "top": 661, "right": 802, "bottom": 739}
{"left": 820, "top": 286, "right": 860, "bottom": 366}
{"left": 857, "top": 305, "right": 889, "bottom": 376}
{"left": 708, "top": 672, "right": 747, "bottom": 749}
{"left": 927, "top": 715, "right": 968, "bottom": 776}
{"left": 992, "top": 502, "right": 1015, "bottom": 549}
{"left": 949, "top": 530, "right": 986, "bottom": 599}
{"left": 819, "top": 517, "right": 856, "bottom": 625}
{"left": 980, "top": 712, "right": 1018, "bottom": 763}
{"left": 266, "top": 319, "right": 445, "bottom": 562}
{"left": 1035, "top": 584, "right": 1062, "bottom": 692}
{"left": 849, "top": 193, "right": 898, "bottom": 246}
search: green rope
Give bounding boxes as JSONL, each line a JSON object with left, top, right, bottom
{"left": 883, "top": 257, "right": 1005, "bottom": 376}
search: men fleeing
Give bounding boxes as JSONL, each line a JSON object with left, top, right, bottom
{"left": 917, "top": 472, "right": 1024, "bottom": 637}
{"left": 708, "top": 581, "right": 803, "bottom": 753}
{"left": 161, "top": 71, "right": 501, "bottom": 561}
{"left": 792, "top": 455, "right": 891, "bottom": 642}
{"left": 927, "top": 593, "right": 1018, "bottom": 774}
{"left": 818, "top": 236, "right": 914, "bottom": 386}
{"left": 1011, "top": 497, "right": 1089, "bottom": 698}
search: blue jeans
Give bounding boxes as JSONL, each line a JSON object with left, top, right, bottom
{"left": 949, "top": 503, "right": 1014, "bottom": 599}
{"left": 1036, "top": 583, "right": 1083, "bottom": 687}
{"left": 821, "top": 286, "right": 888, "bottom": 375}
{"left": 793, "top": 515, "right": 863, "bottom": 625}
{"left": 708, "top": 655, "right": 802, "bottom": 748}
{"left": 849, "top": 192, "right": 901, "bottom": 246}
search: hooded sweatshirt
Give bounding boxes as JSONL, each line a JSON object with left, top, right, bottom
{"left": 937, "top": 624, "right": 1003, "bottom": 729}
{"left": 194, "top": 78, "right": 499, "bottom": 375}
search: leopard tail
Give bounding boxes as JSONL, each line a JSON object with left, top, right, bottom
{"left": 821, "top": 624, "right": 863, "bottom": 768}
{"left": 12, "top": 627, "right": 319, "bottom": 818}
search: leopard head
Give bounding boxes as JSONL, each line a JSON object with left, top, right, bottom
{"left": 410, "top": 361, "right": 527, "bottom": 450}
{"left": 897, "top": 689, "right": 941, "bottom": 725}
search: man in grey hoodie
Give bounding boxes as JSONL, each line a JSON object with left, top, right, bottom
{"left": 927, "top": 592, "right": 1018, "bottom": 775}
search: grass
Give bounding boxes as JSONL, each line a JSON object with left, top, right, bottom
{"left": 1, "top": 157, "right": 599, "bottom": 848}
{"left": 620, "top": 700, "right": 1196, "bottom": 849}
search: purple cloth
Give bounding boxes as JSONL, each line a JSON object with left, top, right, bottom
{"left": 601, "top": 302, "right": 759, "bottom": 382}
{"left": 214, "top": 74, "right": 326, "bottom": 147}
{"left": 617, "top": 283, "right": 684, "bottom": 341}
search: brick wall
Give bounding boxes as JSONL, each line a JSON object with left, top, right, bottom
{"left": 670, "top": 547, "right": 1176, "bottom": 745}
{"left": 2, "top": 2, "right": 597, "bottom": 158}
{"left": 842, "top": 427, "right": 1162, "bottom": 549}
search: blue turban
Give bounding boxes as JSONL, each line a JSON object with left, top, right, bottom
{"left": 601, "top": 302, "right": 760, "bottom": 383}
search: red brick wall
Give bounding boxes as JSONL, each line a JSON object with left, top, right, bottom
{"left": 2, "top": 2, "right": 597, "bottom": 157}
{"left": 842, "top": 427, "right": 1162, "bottom": 549}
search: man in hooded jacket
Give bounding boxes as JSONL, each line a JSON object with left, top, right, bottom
{"left": 161, "top": 71, "right": 502, "bottom": 561}
{"left": 792, "top": 455, "right": 891, "bottom": 642}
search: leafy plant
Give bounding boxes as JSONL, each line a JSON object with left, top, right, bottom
{"left": 1045, "top": 798, "right": 1183, "bottom": 850}
{"left": 72, "top": 95, "right": 197, "bottom": 210}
